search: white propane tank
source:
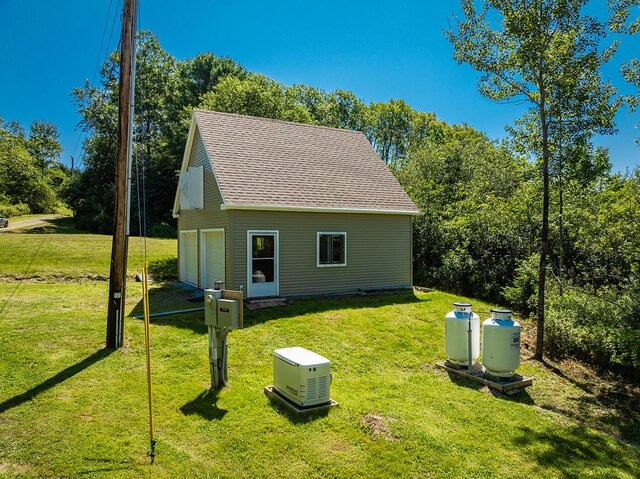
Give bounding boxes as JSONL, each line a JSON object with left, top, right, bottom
{"left": 482, "top": 309, "right": 521, "bottom": 377}
{"left": 445, "top": 302, "right": 480, "bottom": 366}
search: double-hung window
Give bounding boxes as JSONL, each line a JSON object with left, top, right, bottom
{"left": 317, "top": 232, "right": 346, "bottom": 267}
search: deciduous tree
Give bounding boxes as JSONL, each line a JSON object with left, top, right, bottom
{"left": 447, "top": 0, "right": 619, "bottom": 359}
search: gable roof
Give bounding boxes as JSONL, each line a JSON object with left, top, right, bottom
{"left": 174, "top": 110, "right": 419, "bottom": 216}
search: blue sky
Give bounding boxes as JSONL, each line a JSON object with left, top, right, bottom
{"left": 1, "top": 0, "right": 638, "bottom": 172}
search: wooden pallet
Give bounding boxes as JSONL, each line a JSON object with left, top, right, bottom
{"left": 436, "top": 361, "right": 533, "bottom": 394}
{"left": 264, "top": 386, "right": 339, "bottom": 414}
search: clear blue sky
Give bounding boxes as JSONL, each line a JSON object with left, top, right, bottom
{"left": 1, "top": 0, "right": 638, "bottom": 172}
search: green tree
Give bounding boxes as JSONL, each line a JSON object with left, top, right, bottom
{"left": 0, "top": 119, "right": 58, "bottom": 214}
{"left": 447, "top": 0, "right": 619, "bottom": 360}
{"left": 26, "top": 120, "right": 63, "bottom": 172}
{"left": 366, "top": 99, "right": 414, "bottom": 167}
{"left": 199, "top": 74, "right": 313, "bottom": 123}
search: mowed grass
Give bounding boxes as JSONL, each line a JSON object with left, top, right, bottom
{"left": 0, "top": 217, "right": 176, "bottom": 280}
{"left": 0, "top": 225, "right": 639, "bottom": 478}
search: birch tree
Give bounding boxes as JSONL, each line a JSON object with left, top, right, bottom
{"left": 447, "top": 0, "right": 619, "bottom": 360}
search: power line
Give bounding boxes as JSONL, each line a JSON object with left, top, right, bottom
{"left": 71, "top": 0, "right": 123, "bottom": 167}
{"left": 90, "top": 0, "right": 115, "bottom": 88}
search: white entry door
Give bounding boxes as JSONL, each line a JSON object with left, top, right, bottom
{"left": 180, "top": 230, "right": 198, "bottom": 286}
{"left": 247, "top": 231, "right": 279, "bottom": 298}
{"left": 201, "top": 229, "right": 225, "bottom": 290}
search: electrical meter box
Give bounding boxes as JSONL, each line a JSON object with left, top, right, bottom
{"left": 204, "top": 289, "right": 222, "bottom": 326}
{"left": 217, "top": 299, "right": 239, "bottom": 329}
{"left": 273, "top": 347, "right": 331, "bottom": 407}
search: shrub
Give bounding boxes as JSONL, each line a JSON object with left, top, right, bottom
{"left": 147, "top": 222, "right": 176, "bottom": 238}
{"left": 0, "top": 202, "right": 30, "bottom": 217}
{"left": 502, "top": 253, "right": 539, "bottom": 316}
{"left": 148, "top": 257, "right": 178, "bottom": 280}
{"left": 545, "top": 284, "right": 640, "bottom": 370}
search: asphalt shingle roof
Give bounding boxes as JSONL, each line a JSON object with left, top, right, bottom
{"left": 193, "top": 110, "right": 419, "bottom": 213}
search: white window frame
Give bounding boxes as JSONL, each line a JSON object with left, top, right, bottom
{"left": 200, "top": 228, "right": 225, "bottom": 289}
{"left": 317, "top": 232, "right": 347, "bottom": 268}
{"left": 246, "top": 230, "right": 280, "bottom": 298}
{"left": 179, "top": 229, "right": 198, "bottom": 285}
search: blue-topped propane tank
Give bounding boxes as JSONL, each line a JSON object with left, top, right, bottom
{"left": 482, "top": 309, "right": 521, "bottom": 377}
{"left": 445, "top": 302, "right": 480, "bottom": 366}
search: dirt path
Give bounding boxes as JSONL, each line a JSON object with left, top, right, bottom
{"left": 0, "top": 215, "right": 66, "bottom": 232}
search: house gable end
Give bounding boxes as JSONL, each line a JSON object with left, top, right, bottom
{"left": 173, "top": 116, "right": 226, "bottom": 218}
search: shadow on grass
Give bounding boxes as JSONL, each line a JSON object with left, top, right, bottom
{"left": 130, "top": 284, "right": 424, "bottom": 335}
{"left": 266, "top": 397, "right": 330, "bottom": 424}
{"left": 244, "top": 291, "right": 423, "bottom": 327}
{"left": 180, "top": 389, "right": 228, "bottom": 420}
{"left": 446, "top": 372, "right": 535, "bottom": 405}
{"left": 540, "top": 359, "right": 640, "bottom": 445}
{"left": 9, "top": 216, "right": 88, "bottom": 235}
{"left": 512, "top": 425, "right": 639, "bottom": 477}
{"left": 0, "top": 348, "right": 114, "bottom": 414}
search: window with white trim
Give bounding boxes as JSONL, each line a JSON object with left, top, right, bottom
{"left": 317, "top": 232, "right": 346, "bottom": 267}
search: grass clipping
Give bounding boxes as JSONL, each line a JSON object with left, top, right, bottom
{"left": 361, "top": 414, "right": 398, "bottom": 441}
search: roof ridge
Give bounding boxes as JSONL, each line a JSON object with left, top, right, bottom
{"left": 193, "top": 108, "right": 364, "bottom": 135}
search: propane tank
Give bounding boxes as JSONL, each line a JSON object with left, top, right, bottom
{"left": 445, "top": 302, "right": 480, "bottom": 366}
{"left": 482, "top": 309, "right": 521, "bottom": 377}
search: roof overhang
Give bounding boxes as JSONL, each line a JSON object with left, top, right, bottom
{"left": 220, "top": 204, "right": 420, "bottom": 215}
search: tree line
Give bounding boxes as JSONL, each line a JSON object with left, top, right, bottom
{"left": 0, "top": 119, "right": 71, "bottom": 217}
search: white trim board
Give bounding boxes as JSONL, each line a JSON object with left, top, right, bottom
{"left": 316, "top": 231, "right": 347, "bottom": 268}
{"left": 221, "top": 204, "right": 419, "bottom": 215}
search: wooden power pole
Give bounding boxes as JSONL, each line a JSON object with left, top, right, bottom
{"left": 107, "top": 0, "right": 137, "bottom": 349}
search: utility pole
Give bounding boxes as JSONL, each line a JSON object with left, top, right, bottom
{"left": 107, "top": 0, "right": 136, "bottom": 349}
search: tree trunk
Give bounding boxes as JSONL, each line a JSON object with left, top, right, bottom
{"left": 535, "top": 100, "right": 549, "bottom": 361}
{"left": 558, "top": 171, "right": 564, "bottom": 296}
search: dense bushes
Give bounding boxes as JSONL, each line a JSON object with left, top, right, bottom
{"left": 398, "top": 124, "right": 640, "bottom": 371}
{"left": 546, "top": 284, "right": 640, "bottom": 370}
{"left": 0, "top": 119, "right": 69, "bottom": 216}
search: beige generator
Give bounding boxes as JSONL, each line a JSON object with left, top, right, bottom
{"left": 273, "top": 347, "right": 331, "bottom": 407}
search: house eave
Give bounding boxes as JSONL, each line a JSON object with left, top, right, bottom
{"left": 220, "top": 204, "right": 420, "bottom": 215}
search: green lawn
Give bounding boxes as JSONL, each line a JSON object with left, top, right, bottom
{"left": 0, "top": 225, "right": 639, "bottom": 478}
{"left": 0, "top": 217, "right": 176, "bottom": 281}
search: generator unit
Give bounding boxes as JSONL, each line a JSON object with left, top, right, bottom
{"left": 273, "top": 347, "right": 331, "bottom": 407}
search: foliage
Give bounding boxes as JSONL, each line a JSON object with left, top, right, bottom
{"left": 398, "top": 125, "right": 536, "bottom": 302}
{"left": 71, "top": 32, "right": 248, "bottom": 235}
{"left": 502, "top": 253, "right": 540, "bottom": 316}
{"left": 0, "top": 118, "right": 68, "bottom": 215}
{"left": 546, "top": 283, "right": 640, "bottom": 369}
{"left": 0, "top": 200, "right": 30, "bottom": 218}
{"left": 447, "top": 0, "right": 620, "bottom": 360}
{"left": 146, "top": 221, "right": 176, "bottom": 238}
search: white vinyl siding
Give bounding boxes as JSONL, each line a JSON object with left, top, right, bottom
{"left": 231, "top": 211, "right": 411, "bottom": 296}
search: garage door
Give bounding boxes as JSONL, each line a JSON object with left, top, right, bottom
{"left": 201, "top": 230, "right": 225, "bottom": 290}
{"left": 181, "top": 231, "right": 198, "bottom": 285}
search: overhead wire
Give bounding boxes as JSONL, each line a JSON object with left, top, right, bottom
{"left": 131, "top": 0, "right": 155, "bottom": 463}
{"left": 71, "top": 0, "right": 123, "bottom": 168}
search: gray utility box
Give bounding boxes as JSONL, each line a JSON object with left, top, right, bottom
{"left": 217, "top": 299, "right": 240, "bottom": 329}
{"left": 204, "top": 289, "right": 222, "bottom": 326}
